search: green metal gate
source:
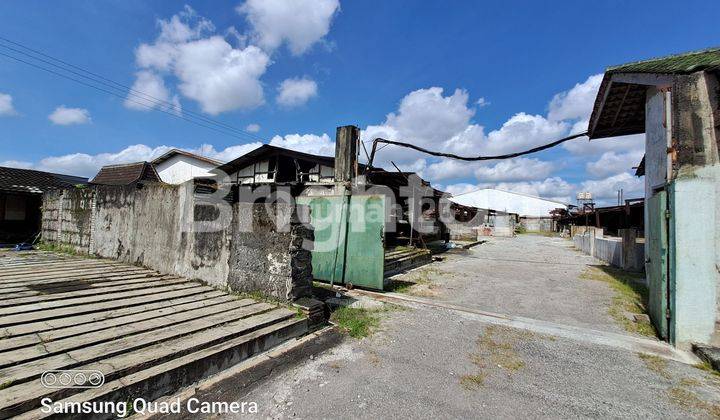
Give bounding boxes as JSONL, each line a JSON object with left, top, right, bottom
{"left": 297, "top": 194, "right": 386, "bottom": 290}
{"left": 646, "top": 190, "right": 669, "bottom": 339}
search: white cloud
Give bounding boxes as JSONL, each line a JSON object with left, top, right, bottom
{"left": 48, "top": 106, "right": 91, "bottom": 125}
{"left": 474, "top": 158, "right": 554, "bottom": 183}
{"left": 130, "top": 7, "right": 270, "bottom": 115}
{"left": 580, "top": 172, "right": 644, "bottom": 201}
{"left": 174, "top": 38, "right": 269, "bottom": 114}
{"left": 193, "top": 142, "right": 263, "bottom": 163}
{"left": 13, "top": 142, "right": 265, "bottom": 178}
{"left": 0, "top": 93, "right": 17, "bottom": 116}
{"left": 444, "top": 183, "right": 479, "bottom": 196}
{"left": 586, "top": 150, "right": 645, "bottom": 178}
{"left": 493, "top": 177, "right": 575, "bottom": 203}
{"left": 563, "top": 132, "right": 644, "bottom": 156}
{"left": 124, "top": 70, "right": 181, "bottom": 114}
{"left": 276, "top": 77, "right": 318, "bottom": 107}
{"left": 245, "top": 123, "right": 261, "bottom": 133}
{"left": 269, "top": 133, "right": 334, "bottom": 156}
{"left": 469, "top": 112, "right": 568, "bottom": 156}
{"left": 237, "top": 0, "right": 340, "bottom": 55}
{"left": 476, "top": 97, "right": 489, "bottom": 107}
{"left": 548, "top": 74, "right": 603, "bottom": 122}
{"left": 0, "top": 160, "right": 33, "bottom": 169}
{"left": 424, "top": 157, "right": 554, "bottom": 183}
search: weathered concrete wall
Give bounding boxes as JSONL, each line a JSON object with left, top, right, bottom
{"left": 520, "top": 217, "right": 554, "bottom": 232}
{"left": 42, "top": 184, "right": 312, "bottom": 301}
{"left": 41, "top": 188, "right": 94, "bottom": 253}
{"left": 573, "top": 227, "right": 645, "bottom": 274}
{"left": 227, "top": 203, "right": 313, "bottom": 300}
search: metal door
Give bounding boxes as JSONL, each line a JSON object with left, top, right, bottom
{"left": 298, "top": 194, "right": 386, "bottom": 290}
{"left": 646, "top": 190, "right": 669, "bottom": 339}
{"left": 344, "top": 195, "right": 385, "bottom": 289}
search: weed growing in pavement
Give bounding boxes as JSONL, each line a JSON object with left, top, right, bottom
{"left": 580, "top": 266, "right": 655, "bottom": 337}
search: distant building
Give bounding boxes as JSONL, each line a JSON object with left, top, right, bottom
{"left": 449, "top": 188, "right": 567, "bottom": 217}
{"left": 0, "top": 166, "right": 87, "bottom": 244}
{"left": 151, "top": 149, "right": 223, "bottom": 184}
{"left": 90, "top": 162, "right": 161, "bottom": 186}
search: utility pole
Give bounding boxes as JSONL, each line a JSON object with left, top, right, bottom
{"left": 330, "top": 125, "right": 359, "bottom": 287}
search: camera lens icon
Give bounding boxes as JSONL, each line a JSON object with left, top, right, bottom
{"left": 41, "top": 370, "right": 105, "bottom": 389}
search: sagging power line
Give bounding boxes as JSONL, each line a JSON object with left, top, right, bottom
{"left": 0, "top": 36, "right": 264, "bottom": 143}
{"left": 365, "top": 131, "right": 589, "bottom": 169}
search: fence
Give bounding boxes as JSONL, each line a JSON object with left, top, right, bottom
{"left": 572, "top": 226, "right": 644, "bottom": 273}
{"left": 41, "top": 184, "right": 313, "bottom": 301}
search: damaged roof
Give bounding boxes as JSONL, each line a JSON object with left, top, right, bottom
{"left": 0, "top": 166, "right": 88, "bottom": 194}
{"left": 90, "top": 162, "right": 161, "bottom": 185}
{"left": 588, "top": 47, "right": 720, "bottom": 140}
{"left": 607, "top": 47, "right": 720, "bottom": 74}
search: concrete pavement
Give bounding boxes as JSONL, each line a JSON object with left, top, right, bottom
{"left": 215, "top": 235, "right": 720, "bottom": 418}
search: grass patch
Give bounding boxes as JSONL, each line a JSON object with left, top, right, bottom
{"left": 520, "top": 230, "right": 557, "bottom": 237}
{"left": 229, "top": 289, "right": 283, "bottom": 305}
{"left": 669, "top": 386, "right": 720, "bottom": 418}
{"left": 387, "top": 267, "right": 444, "bottom": 297}
{"left": 36, "top": 242, "right": 91, "bottom": 257}
{"left": 330, "top": 307, "right": 381, "bottom": 338}
{"left": 0, "top": 380, "right": 15, "bottom": 390}
{"left": 694, "top": 360, "right": 720, "bottom": 377}
{"left": 459, "top": 373, "right": 486, "bottom": 390}
{"left": 461, "top": 325, "right": 550, "bottom": 390}
{"left": 639, "top": 353, "right": 671, "bottom": 379}
{"left": 580, "top": 266, "right": 655, "bottom": 337}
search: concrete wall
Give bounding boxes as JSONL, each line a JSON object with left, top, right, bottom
{"left": 42, "top": 184, "right": 313, "bottom": 301}
{"left": 41, "top": 188, "right": 94, "bottom": 252}
{"left": 669, "top": 165, "right": 720, "bottom": 347}
{"left": 573, "top": 227, "right": 645, "bottom": 273}
{"left": 520, "top": 217, "right": 554, "bottom": 232}
{"left": 228, "top": 203, "right": 313, "bottom": 299}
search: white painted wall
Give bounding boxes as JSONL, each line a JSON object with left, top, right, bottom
{"left": 450, "top": 188, "right": 566, "bottom": 217}
{"left": 154, "top": 155, "right": 218, "bottom": 184}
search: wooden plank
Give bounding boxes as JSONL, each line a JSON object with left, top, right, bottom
{"left": 0, "top": 279, "right": 193, "bottom": 316}
{"left": 0, "top": 309, "right": 297, "bottom": 416}
{"left": 0, "top": 303, "right": 279, "bottom": 385}
{"left": 0, "top": 299, "right": 259, "bottom": 365}
{"left": 0, "top": 260, "right": 117, "bottom": 276}
{"left": 0, "top": 284, "right": 210, "bottom": 325}
{"left": 0, "top": 268, "right": 155, "bottom": 289}
{"left": 0, "top": 295, "right": 245, "bottom": 353}
{"left": 12, "top": 317, "right": 306, "bottom": 420}
{"left": 0, "top": 264, "right": 147, "bottom": 282}
{"left": 0, "top": 277, "right": 189, "bottom": 307}
{"left": 1, "top": 290, "right": 227, "bottom": 337}
{"left": 0, "top": 272, "right": 157, "bottom": 296}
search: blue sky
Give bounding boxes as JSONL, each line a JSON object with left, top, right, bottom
{"left": 1, "top": 0, "right": 719, "bottom": 204}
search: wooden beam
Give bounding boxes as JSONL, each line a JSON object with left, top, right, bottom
{"left": 334, "top": 126, "right": 360, "bottom": 183}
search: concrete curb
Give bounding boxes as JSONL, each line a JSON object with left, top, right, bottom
{"left": 349, "top": 289, "right": 700, "bottom": 366}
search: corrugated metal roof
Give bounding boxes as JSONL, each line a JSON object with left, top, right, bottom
{"left": 90, "top": 162, "right": 161, "bottom": 185}
{"left": 588, "top": 47, "right": 720, "bottom": 140}
{"left": 607, "top": 47, "right": 720, "bottom": 74}
{"left": 0, "top": 166, "right": 88, "bottom": 194}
